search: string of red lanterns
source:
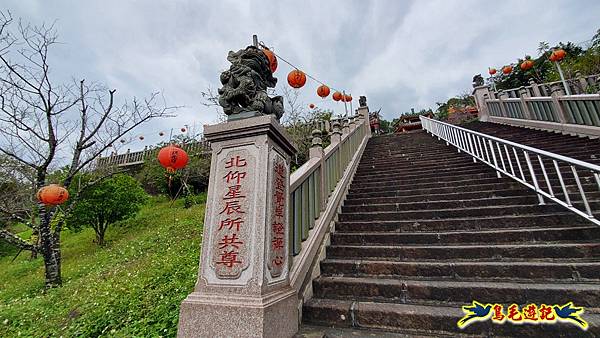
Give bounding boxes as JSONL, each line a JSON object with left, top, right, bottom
{"left": 259, "top": 43, "right": 352, "bottom": 104}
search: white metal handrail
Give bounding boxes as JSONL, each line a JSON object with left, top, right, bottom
{"left": 420, "top": 115, "right": 600, "bottom": 225}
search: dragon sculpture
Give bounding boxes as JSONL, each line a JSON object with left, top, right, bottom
{"left": 218, "top": 46, "right": 284, "bottom": 120}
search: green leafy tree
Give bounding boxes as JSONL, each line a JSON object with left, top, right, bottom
{"left": 67, "top": 174, "right": 148, "bottom": 246}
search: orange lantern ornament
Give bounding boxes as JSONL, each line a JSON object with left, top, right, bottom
{"left": 309, "top": 103, "right": 315, "bottom": 109}
{"left": 287, "top": 69, "right": 307, "bottom": 89}
{"left": 344, "top": 95, "right": 352, "bottom": 102}
{"left": 552, "top": 49, "right": 566, "bottom": 62}
{"left": 37, "top": 184, "right": 69, "bottom": 206}
{"left": 262, "top": 48, "right": 278, "bottom": 73}
{"left": 488, "top": 68, "right": 497, "bottom": 75}
{"left": 502, "top": 65, "right": 513, "bottom": 75}
{"left": 332, "top": 91, "right": 343, "bottom": 101}
{"left": 317, "top": 85, "right": 330, "bottom": 98}
{"left": 139, "top": 136, "right": 144, "bottom": 141}
{"left": 520, "top": 59, "right": 534, "bottom": 71}
{"left": 157, "top": 145, "right": 189, "bottom": 173}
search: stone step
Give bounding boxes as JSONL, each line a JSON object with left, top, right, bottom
{"left": 330, "top": 226, "right": 600, "bottom": 246}
{"left": 345, "top": 183, "right": 525, "bottom": 199}
{"left": 353, "top": 167, "right": 494, "bottom": 184}
{"left": 349, "top": 177, "right": 510, "bottom": 194}
{"left": 312, "top": 276, "right": 600, "bottom": 308}
{"left": 326, "top": 242, "right": 600, "bottom": 261}
{"left": 319, "top": 259, "right": 600, "bottom": 281}
{"left": 344, "top": 190, "right": 535, "bottom": 205}
{"left": 338, "top": 204, "right": 563, "bottom": 222}
{"left": 335, "top": 213, "right": 585, "bottom": 232}
{"left": 302, "top": 299, "right": 600, "bottom": 337}
{"left": 342, "top": 195, "right": 539, "bottom": 211}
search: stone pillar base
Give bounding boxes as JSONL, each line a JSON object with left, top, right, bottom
{"left": 178, "top": 288, "right": 297, "bottom": 338}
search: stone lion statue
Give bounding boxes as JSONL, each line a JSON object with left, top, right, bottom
{"left": 472, "top": 74, "right": 484, "bottom": 88}
{"left": 218, "top": 46, "right": 284, "bottom": 120}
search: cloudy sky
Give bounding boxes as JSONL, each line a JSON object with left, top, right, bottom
{"left": 5, "top": 0, "right": 600, "bottom": 151}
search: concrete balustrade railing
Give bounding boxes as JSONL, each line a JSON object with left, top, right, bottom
{"left": 288, "top": 107, "right": 371, "bottom": 302}
{"left": 96, "top": 140, "right": 210, "bottom": 167}
{"left": 474, "top": 74, "right": 600, "bottom": 138}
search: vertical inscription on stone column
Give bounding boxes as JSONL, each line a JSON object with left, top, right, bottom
{"left": 213, "top": 150, "right": 253, "bottom": 279}
{"left": 267, "top": 153, "right": 287, "bottom": 278}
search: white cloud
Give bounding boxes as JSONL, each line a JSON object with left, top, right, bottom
{"left": 4, "top": 0, "right": 600, "bottom": 146}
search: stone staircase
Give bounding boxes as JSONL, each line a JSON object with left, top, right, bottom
{"left": 301, "top": 129, "right": 600, "bottom": 337}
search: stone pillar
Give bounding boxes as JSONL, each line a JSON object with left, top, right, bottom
{"left": 472, "top": 85, "right": 492, "bottom": 122}
{"left": 518, "top": 86, "right": 533, "bottom": 120}
{"left": 309, "top": 129, "right": 327, "bottom": 211}
{"left": 550, "top": 84, "right": 568, "bottom": 124}
{"left": 330, "top": 119, "right": 342, "bottom": 144}
{"left": 575, "top": 71, "right": 588, "bottom": 94}
{"left": 528, "top": 78, "right": 541, "bottom": 97}
{"left": 348, "top": 116, "right": 356, "bottom": 131}
{"left": 341, "top": 118, "right": 350, "bottom": 136}
{"left": 357, "top": 105, "right": 371, "bottom": 136}
{"left": 497, "top": 89, "right": 508, "bottom": 118}
{"left": 178, "top": 115, "right": 298, "bottom": 338}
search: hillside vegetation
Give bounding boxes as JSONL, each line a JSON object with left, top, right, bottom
{"left": 0, "top": 196, "right": 204, "bottom": 337}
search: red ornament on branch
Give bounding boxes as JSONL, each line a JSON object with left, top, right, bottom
{"left": 181, "top": 127, "right": 187, "bottom": 132}
{"left": 332, "top": 91, "right": 342, "bottom": 101}
{"left": 262, "top": 48, "right": 278, "bottom": 73}
{"left": 287, "top": 69, "right": 306, "bottom": 88}
{"left": 488, "top": 68, "right": 497, "bottom": 75}
{"left": 37, "top": 184, "right": 69, "bottom": 206}
{"left": 502, "top": 65, "right": 513, "bottom": 75}
{"left": 309, "top": 103, "right": 315, "bottom": 109}
{"left": 317, "top": 84, "right": 330, "bottom": 98}
{"left": 344, "top": 95, "right": 352, "bottom": 102}
{"left": 158, "top": 145, "right": 189, "bottom": 173}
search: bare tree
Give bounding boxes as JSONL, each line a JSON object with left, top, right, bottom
{"left": 0, "top": 12, "right": 176, "bottom": 288}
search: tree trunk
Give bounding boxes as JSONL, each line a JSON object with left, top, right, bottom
{"left": 38, "top": 208, "right": 62, "bottom": 288}
{"left": 96, "top": 232, "right": 105, "bottom": 246}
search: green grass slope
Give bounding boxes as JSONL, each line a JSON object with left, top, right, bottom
{"left": 0, "top": 196, "right": 204, "bottom": 337}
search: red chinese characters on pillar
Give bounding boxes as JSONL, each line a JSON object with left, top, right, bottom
{"left": 268, "top": 157, "right": 287, "bottom": 277}
{"left": 214, "top": 154, "right": 249, "bottom": 278}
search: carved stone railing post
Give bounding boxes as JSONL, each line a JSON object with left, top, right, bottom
{"left": 330, "top": 119, "right": 342, "bottom": 145}
{"left": 178, "top": 115, "right": 298, "bottom": 338}
{"left": 341, "top": 118, "right": 349, "bottom": 137}
{"left": 550, "top": 84, "right": 568, "bottom": 124}
{"left": 497, "top": 89, "right": 508, "bottom": 118}
{"left": 518, "top": 86, "right": 533, "bottom": 120}
{"left": 309, "top": 129, "right": 327, "bottom": 211}
{"left": 472, "top": 85, "right": 492, "bottom": 122}
{"left": 575, "top": 71, "right": 588, "bottom": 94}
{"left": 357, "top": 104, "right": 371, "bottom": 136}
{"left": 529, "top": 78, "right": 541, "bottom": 97}
{"left": 348, "top": 116, "right": 356, "bottom": 131}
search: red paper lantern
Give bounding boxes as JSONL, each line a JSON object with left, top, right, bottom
{"left": 502, "top": 65, "right": 513, "bottom": 75}
{"left": 317, "top": 85, "right": 330, "bottom": 98}
{"left": 262, "top": 48, "right": 278, "bottom": 73}
{"left": 520, "top": 60, "right": 534, "bottom": 71}
{"left": 287, "top": 69, "right": 307, "bottom": 89}
{"left": 552, "top": 49, "right": 566, "bottom": 62}
{"left": 332, "top": 91, "right": 343, "bottom": 101}
{"left": 344, "top": 95, "right": 352, "bottom": 102}
{"left": 157, "top": 145, "right": 189, "bottom": 173}
{"left": 488, "top": 68, "right": 497, "bottom": 75}
{"left": 181, "top": 127, "right": 187, "bottom": 132}
{"left": 37, "top": 184, "right": 69, "bottom": 206}
{"left": 309, "top": 103, "right": 315, "bottom": 109}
